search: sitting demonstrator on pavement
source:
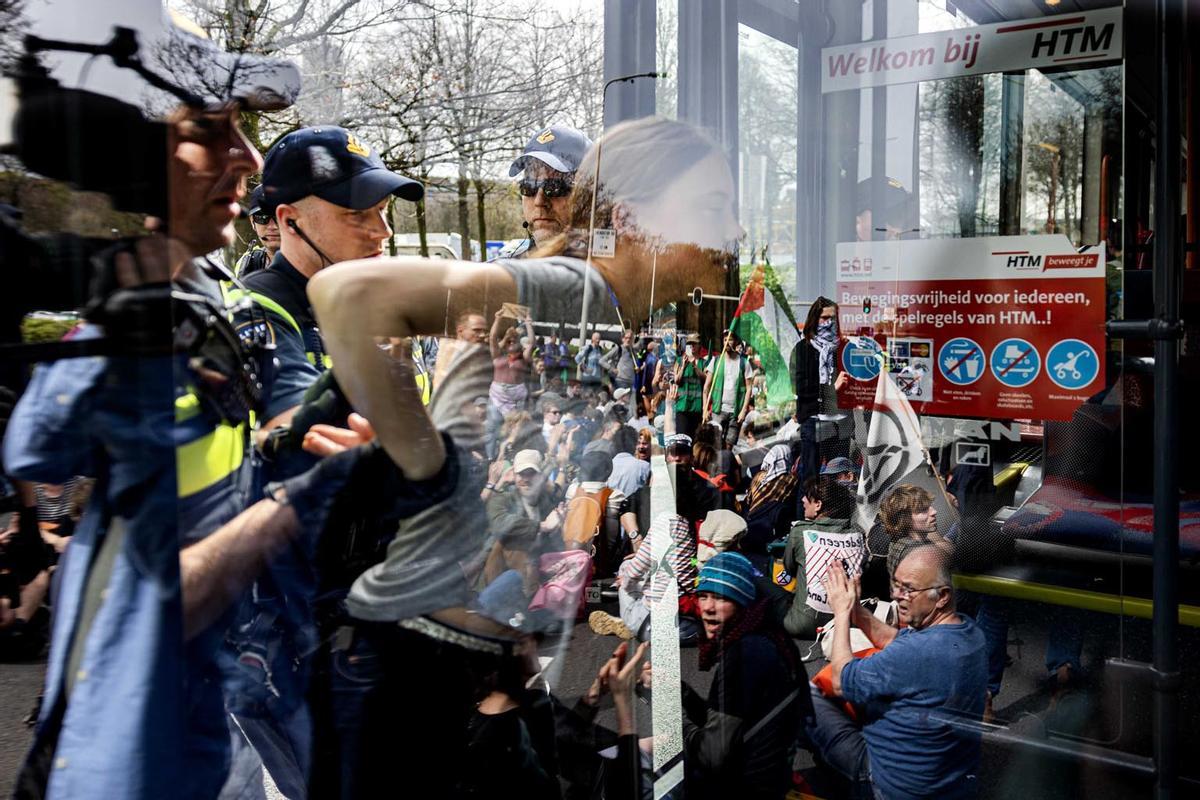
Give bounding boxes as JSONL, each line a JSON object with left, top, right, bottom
{"left": 807, "top": 546, "right": 987, "bottom": 800}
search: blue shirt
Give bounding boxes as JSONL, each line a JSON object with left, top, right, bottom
{"left": 5, "top": 340, "right": 223, "bottom": 799}
{"left": 840, "top": 619, "right": 987, "bottom": 800}
{"left": 575, "top": 343, "right": 603, "bottom": 380}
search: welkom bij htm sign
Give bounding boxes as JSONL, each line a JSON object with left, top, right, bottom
{"left": 821, "top": 6, "right": 1122, "bottom": 93}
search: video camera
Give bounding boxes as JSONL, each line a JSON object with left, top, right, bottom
{"left": 0, "top": 2, "right": 298, "bottom": 397}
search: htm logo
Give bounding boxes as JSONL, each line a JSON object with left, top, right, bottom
{"left": 1031, "top": 22, "right": 1115, "bottom": 59}
{"left": 1005, "top": 254, "right": 1041, "bottom": 270}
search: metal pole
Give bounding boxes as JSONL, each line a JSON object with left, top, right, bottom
{"left": 1152, "top": 1, "right": 1183, "bottom": 797}
{"left": 577, "top": 72, "right": 665, "bottom": 357}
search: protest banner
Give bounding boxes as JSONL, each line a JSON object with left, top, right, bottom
{"left": 802, "top": 528, "right": 866, "bottom": 613}
{"left": 835, "top": 234, "right": 1106, "bottom": 421}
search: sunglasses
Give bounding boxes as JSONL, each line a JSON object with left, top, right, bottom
{"left": 250, "top": 212, "right": 274, "bottom": 226}
{"left": 518, "top": 177, "right": 573, "bottom": 199}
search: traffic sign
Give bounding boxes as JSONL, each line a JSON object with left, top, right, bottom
{"left": 938, "top": 337, "right": 985, "bottom": 386}
{"left": 1046, "top": 339, "right": 1098, "bottom": 390}
{"left": 842, "top": 336, "right": 883, "bottom": 381}
{"left": 989, "top": 337, "right": 1040, "bottom": 388}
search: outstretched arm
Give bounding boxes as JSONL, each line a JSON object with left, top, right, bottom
{"left": 522, "top": 315, "right": 535, "bottom": 361}
{"left": 489, "top": 310, "right": 505, "bottom": 359}
{"left": 309, "top": 258, "right": 516, "bottom": 477}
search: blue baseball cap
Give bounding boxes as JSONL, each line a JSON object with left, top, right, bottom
{"left": 508, "top": 125, "right": 593, "bottom": 177}
{"left": 821, "top": 457, "right": 858, "bottom": 476}
{"left": 261, "top": 126, "right": 423, "bottom": 212}
{"left": 246, "top": 185, "right": 266, "bottom": 217}
{"left": 696, "top": 552, "right": 757, "bottom": 607}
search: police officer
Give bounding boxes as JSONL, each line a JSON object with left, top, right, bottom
{"left": 494, "top": 124, "right": 591, "bottom": 259}
{"left": 233, "top": 184, "right": 279, "bottom": 278}
{"left": 232, "top": 126, "right": 424, "bottom": 464}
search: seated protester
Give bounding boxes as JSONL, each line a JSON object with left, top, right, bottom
{"left": 820, "top": 455, "right": 858, "bottom": 491}
{"left": 782, "top": 477, "right": 862, "bottom": 639}
{"left": 597, "top": 553, "right": 808, "bottom": 800}
{"left": 0, "top": 507, "right": 51, "bottom": 659}
{"left": 740, "top": 441, "right": 801, "bottom": 553}
{"left": 590, "top": 511, "right": 699, "bottom": 642}
{"left": 539, "top": 393, "right": 565, "bottom": 445}
{"left": 564, "top": 450, "right": 638, "bottom": 576}
{"left": 483, "top": 449, "right": 564, "bottom": 542}
{"left": 33, "top": 477, "right": 86, "bottom": 543}
{"left": 805, "top": 548, "right": 987, "bottom": 800}
{"left": 497, "top": 410, "right": 548, "bottom": 461}
{"left": 692, "top": 442, "right": 738, "bottom": 512}
{"left": 456, "top": 634, "right": 560, "bottom": 800}
{"left": 697, "top": 510, "right": 791, "bottom": 630}
{"left": 607, "top": 425, "right": 651, "bottom": 536}
{"left": 862, "top": 484, "right": 951, "bottom": 601}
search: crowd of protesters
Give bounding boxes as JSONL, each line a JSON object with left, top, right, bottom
{"left": 0, "top": 9, "right": 1029, "bottom": 800}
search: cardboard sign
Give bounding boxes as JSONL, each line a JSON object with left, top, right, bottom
{"left": 822, "top": 7, "right": 1121, "bottom": 93}
{"left": 499, "top": 302, "right": 530, "bottom": 321}
{"left": 836, "top": 234, "right": 1106, "bottom": 422}
{"left": 802, "top": 528, "right": 866, "bottom": 613}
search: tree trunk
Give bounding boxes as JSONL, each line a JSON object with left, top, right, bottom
{"left": 474, "top": 179, "right": 488, "bottom": 260}
{"left": 386, "top": 196, "right": 397, "bottom": 256}
{"left": 456, "top": 159, "right": 472, "bottom": 260}
{"left": 416, "top": 197, "right": 430, "bottom": 258}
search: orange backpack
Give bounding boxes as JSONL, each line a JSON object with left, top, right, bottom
{"left": 562, "top": 486, "right": 613, "bottom": 548}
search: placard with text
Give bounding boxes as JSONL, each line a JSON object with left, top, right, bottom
{"left": 835, "top": 235, "right": 1106, "bottom": 421}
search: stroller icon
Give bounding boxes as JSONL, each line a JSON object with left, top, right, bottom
{"left": 1053, "top": 350, "right": 1089, "bottom": 381}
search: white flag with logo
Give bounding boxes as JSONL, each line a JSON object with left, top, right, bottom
{"left": 855, "top": 371, "right": 927, "bottom": 531}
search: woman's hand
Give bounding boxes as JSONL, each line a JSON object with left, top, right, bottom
{"left": 301, "top": 413, "right": 377, "bottom": 457}
{"left": 834, "top": 371, "right": 850, "bottom": 392}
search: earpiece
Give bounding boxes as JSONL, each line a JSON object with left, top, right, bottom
{"left": 522, "top": 221, "right": 530, "bottom": 229}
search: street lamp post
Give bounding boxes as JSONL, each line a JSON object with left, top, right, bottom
{"left": 575, "top": 71, "right": 666, "bottom": 370}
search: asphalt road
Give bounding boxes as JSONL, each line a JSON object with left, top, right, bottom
{"left": 0, "top": 657, "right": 43, "bottom": 796}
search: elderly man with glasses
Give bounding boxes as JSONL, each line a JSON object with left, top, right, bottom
{"left": 495, "top": 125, "right": 593, "bottom": 259}
{"left": 802, "top": 545, "right": 988, "bottom": 800}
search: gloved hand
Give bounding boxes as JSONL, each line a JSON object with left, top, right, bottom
{"left": 261, "top": 370, "right": 352, "bottom": 461}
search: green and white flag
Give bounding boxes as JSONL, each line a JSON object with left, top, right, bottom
{"left": 730, "top": 265, "right": 800, "bottom": 409}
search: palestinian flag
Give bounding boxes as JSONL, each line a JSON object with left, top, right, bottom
{"left": 730, "top": 265, "right": 800, "bottom": 409}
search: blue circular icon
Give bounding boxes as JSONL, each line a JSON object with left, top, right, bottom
{"left": 1045, "top": 339, "right": 1098, "bottom": 390}
{"left": 938, "top": 337, "right": 985, "bottom": 386}
{"left": 989, "top": 338, "right": 1041, "bottom": 388}
{"left": 842, "top": 336, "right": 883, "bottom": 381}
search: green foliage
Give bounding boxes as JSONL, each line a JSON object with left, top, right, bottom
{"left": 21, "top": 314, "right": 79, "bottom": 344}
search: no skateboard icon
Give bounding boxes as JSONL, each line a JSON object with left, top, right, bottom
{"left": 989, "top": 337, "right": 1041, "bottom": 388}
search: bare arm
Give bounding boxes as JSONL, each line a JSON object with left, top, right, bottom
{"left": 701, "top": 369, "right": 713, "bottom": 418}
{"left": 739, "top": 375, "right": 753, "bottom": 418}
{"left": 489, "top": 311, "right": 505, "bottom": 359}
{"left": 180, "top": 499, "right": 297, "bottom": 640}
{"left": 522, "top": 316, "right": 535, "bottom": 362}
{"left": 851, "top": 603, "right": 899, "bottom": 649}
{"left": 308, "top": 258, "right": 516, "bottom": 477}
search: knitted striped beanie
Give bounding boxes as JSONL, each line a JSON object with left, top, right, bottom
{"left": 695, "top": 551, "right": 756, "bottom": 607}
